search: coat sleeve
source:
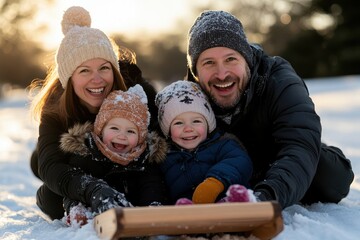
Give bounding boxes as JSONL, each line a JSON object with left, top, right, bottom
{"left": 37, "top": 115, "right": 93, "bottom": 202}
{"left": 254, "top": 57, "right": 321, "bottom": 208}
{"left": 206, "top": 139, "right": 253, "bottom": 189}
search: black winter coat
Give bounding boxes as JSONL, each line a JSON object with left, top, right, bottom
{"left": 59, "top": 122, "right": 168, "bottom": 206}
{"left": 188, "top": 46, "right": 322, "bottom": 208}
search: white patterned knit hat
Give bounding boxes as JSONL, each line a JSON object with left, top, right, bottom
{"left": 155, "top": 80, "right": 216, "bottom": 137}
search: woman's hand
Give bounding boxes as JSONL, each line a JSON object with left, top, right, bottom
{"left": 84, "top": 179, "right": 133, "bottom": 214}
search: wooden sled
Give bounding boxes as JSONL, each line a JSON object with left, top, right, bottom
{"left": 94, "top": 201, "right": 283, "bottom": 240}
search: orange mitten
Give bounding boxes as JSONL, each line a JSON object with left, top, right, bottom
{"left": 192, "top": 177, "right": 225, "bottom": 204}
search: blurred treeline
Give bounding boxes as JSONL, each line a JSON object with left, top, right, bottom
{"left": 0, "top": 0, "right": 359, "bottom": 90}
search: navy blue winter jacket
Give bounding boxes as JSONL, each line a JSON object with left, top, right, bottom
{"left": 161, "top": 130, "right": 253, "bottom": 203}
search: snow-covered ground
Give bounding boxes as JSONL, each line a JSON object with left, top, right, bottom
{"left": 1, "top": 76, "right": 360, "bottom": 240}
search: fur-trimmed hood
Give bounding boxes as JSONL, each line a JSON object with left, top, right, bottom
{"left": 60, "top": 121, "right": 167, "bottom": 164}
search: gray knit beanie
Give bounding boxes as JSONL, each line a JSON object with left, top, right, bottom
{"left": 187, "top": 10, "right": 253, "bottom": 77}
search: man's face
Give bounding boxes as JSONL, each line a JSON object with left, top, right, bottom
{"left": 195, "top": 47, "right": 250, "bottom": 109}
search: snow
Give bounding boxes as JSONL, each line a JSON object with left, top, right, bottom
{"left": 1, "top": 76, "right": 360, "bottom": 240}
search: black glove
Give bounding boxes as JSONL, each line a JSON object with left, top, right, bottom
{"left": 254, "top": 188, "right": 275, "bottom": 202}
{"left": 84, "top": 179, "right": 133, "bottom": 214}
{"left": 63, "top": 197, "right": 81, "bottom": 215}
{"left": 149, "top": 201, "right": 162, "bottom": 206}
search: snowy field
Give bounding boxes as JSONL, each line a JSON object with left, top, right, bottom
{"left": 0, "top": 76, "right": 360, "bottom": 240}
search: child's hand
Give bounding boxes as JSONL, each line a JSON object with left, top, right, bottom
{"left": 175, "top": 198, "right": 193, "bottom": 205}
{"left": 192, "top": 177, "right": 224, "bottom": 204}
{"left": 220, "top": 184, "right": 258, "bottom": 203}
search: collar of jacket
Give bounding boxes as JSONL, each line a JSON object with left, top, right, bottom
{"left": 60, "top": 122, "right": 168, "bottom": 165}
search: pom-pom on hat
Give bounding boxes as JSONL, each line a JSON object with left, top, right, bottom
{"left": 93, "top": 84, "right": 150, "bottom": 165}
{"left": 187, "top": 10, "right": 253, "bottom": 77}
{"left": 155, "top": 80, "right": 216, "bottom": 137}
{"left": 56, "top": 6, "right": 120, "bottom": 88}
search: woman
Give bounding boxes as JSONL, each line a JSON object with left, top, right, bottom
{"left": 28, "top": 6, "right": 160, "bottom": 220}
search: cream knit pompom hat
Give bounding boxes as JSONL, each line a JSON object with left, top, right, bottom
{"left": 56, "top": 6, "right": 120, "bottom": 88}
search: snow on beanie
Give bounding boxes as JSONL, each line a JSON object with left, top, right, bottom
{"left": 187, "top": 10, "right": 253, "bottom": 77}
{"left": 56, "top": 6, "right": 120, "bottom": 88}
{"left": 93, "top": 84, "right": 150, "bottom": 165}
{"left": 155, "top": 80, "right": 216, "bottom": 137}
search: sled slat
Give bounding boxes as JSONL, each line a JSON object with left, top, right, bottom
{"left": 94, "top": 207, "right": 123, "bottom": 239}
{"left": 94, "top": 201, "right": 283, "bottom": 240}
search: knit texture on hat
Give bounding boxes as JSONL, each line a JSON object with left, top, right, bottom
{"left": 187, "top": 10, "right": 253, "bottom": 77}
{"left": 56, "top": 6, "right": 120, "bottom": 88}
{"left": 155, "top": 80, "right": 216, "bottom": 137}
{"left": 93, "top": 84, "right": 150, "bottom": 165}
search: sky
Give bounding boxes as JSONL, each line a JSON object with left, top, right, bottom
{"left": 33, "top": 0, "right": 232, "bottom": 50}
{"left": 0, "top": 76, "right": 360, "bottom": 239}
{"left": 29, "top": 0, "right": 332, "bottom": 55}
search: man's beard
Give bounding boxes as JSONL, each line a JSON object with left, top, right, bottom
{"left": 210, "top": 67, "right": 251, "bottom": 110}
{"left": 207, "top": 75, "right": 242, "bottom": 110}
{"left": 210, "top": 90, "right": 241, "bottom": 110}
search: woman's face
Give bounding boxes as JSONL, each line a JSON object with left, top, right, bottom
{"left": 71, "top": 58, "right": 114, "bottom": 113}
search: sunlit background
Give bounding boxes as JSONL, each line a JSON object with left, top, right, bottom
{"left": 32, "top": 0, "right": 334, "bottom": 50}
{"left": 0, "top": 0, "right": 359, "bottom": 92}
{"left": 33, "top": 0, "right": 219, "bottom": 50}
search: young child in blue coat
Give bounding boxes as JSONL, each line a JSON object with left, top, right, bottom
{"left": 155, "top": 80, "right": 255, "bottom": 205}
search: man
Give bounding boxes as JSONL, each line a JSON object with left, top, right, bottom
{"left": 185, "top": 10, "right": 354, "bottom": 209}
